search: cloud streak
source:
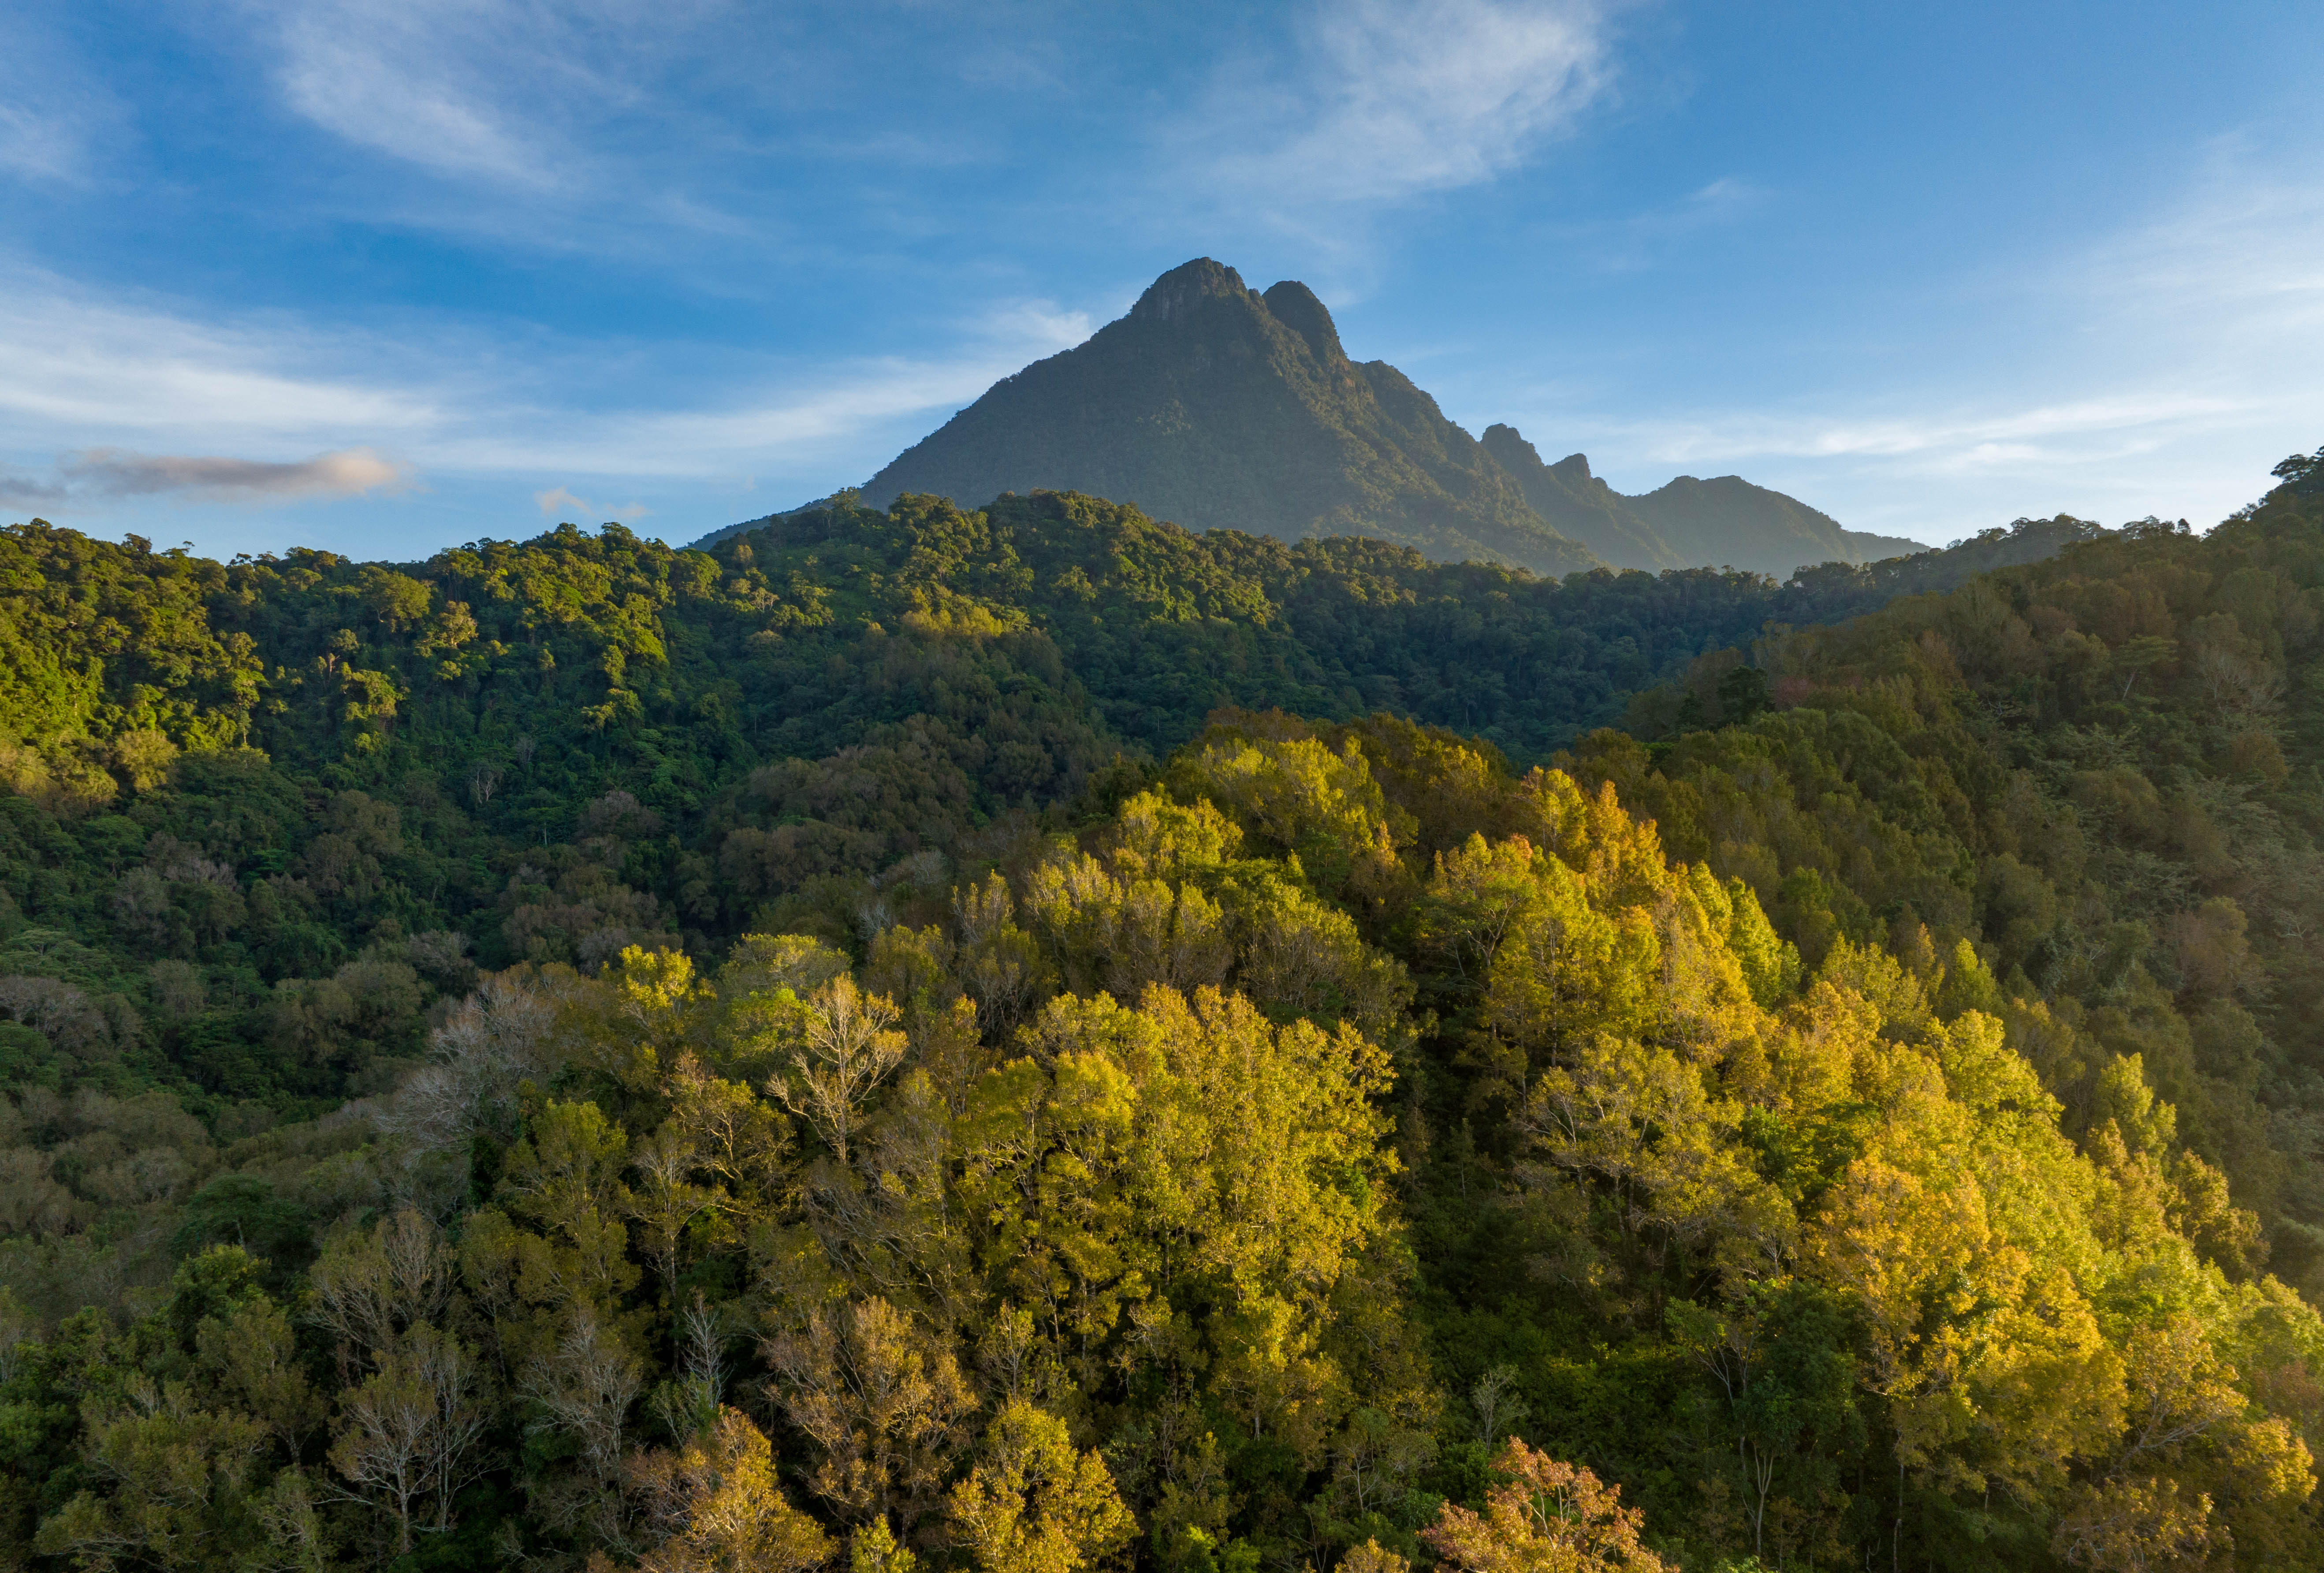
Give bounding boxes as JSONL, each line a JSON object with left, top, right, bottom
{"left": 1194, "top": 0, "right": 1614, "bottom": 208}
{"left": 1585, "top": 391, "right": 2250, "bottom": 472}
{"left": 0, "top": 447, "right": 412, "bottom": 513}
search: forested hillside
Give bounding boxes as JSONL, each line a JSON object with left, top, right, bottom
{"left": 0, "top": 455, "right": 2313, "bottom": 1571}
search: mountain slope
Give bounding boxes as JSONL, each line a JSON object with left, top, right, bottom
{"left": 861, "top": 259, "right": 1598, "bottom": 576}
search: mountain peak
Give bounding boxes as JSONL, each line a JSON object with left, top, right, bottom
{"left": 1481, "top": 424, "right": 1547, "bottom": 471}
{"left": 861, "top": 257, "right": 1594, "bottom": 576}
{"left": 1260, "top": 280, "right": 1344, "bottom": 365}
{"left": 1482, "top": 425, "right": 1593, "bottom": 488}
{"left": 1130, "top": 257, "right": 1251, "bottom": 322}
{"left": 853, "top": 257, "right": 1891, "bottom": 581}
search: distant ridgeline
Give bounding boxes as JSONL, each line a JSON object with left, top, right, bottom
{"left": 0, "top": 455, "right": 2317, "bottom": 1571}
{"left": 711, "top": 258, "right": 1925, "bottom": 578}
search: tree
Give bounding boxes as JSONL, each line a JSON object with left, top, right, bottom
{"left": 325, "top": 1323, "right": 490, "bottom": 1554}
{"left": 525, "top": 1306, "right": 644, "bottom": 1493}
{"left": 946, "top": 1399, "right": 1134, "bottom": 1573}
{"left": 763, "top": 1296, "right": 975, "bottom": 1534}
{"left": 309, "top": 1208, "right": 454, "bottom": 1377}
{"left": 1423, "top": 1439, "right": 1670, "bottom": 1571}
{"left": 769, "top": 976, "right": 909, "bottom": 1166}
{"left": 197, "top": 1295, "right": 327, "bottom": 1459}
{"left": 630, "top": 1406, "right": 833, "bottom": 1573}
{"left": 34, "top": 1379, "right": 268, "bottom": 1573}
{"left": 359, "top": 567, "right": 433, "bottom": 632}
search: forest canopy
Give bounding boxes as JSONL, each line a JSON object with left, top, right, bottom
{"left": 0, "top": 458, "right": 2315, "bottom": 1571}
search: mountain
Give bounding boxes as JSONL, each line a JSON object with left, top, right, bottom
{"left": 1622, "top": 469, "right": 1922, "bottom": 575}
{"left": 841, "top": 257, "right": 1925, "bottom": 579}
{"left": 860, "top": 258, "right": 1598, "bottom": 577}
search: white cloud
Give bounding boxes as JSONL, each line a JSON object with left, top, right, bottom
{"left": 264, "top": 0, "right": 553, "bottom": 182}
{"left": 1194, "top": 0, "right": 1615, "bottom": 207}
{"left": 279, "top": 29, "right": 544, "bottom": 183}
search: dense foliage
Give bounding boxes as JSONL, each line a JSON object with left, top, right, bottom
{"left": 0, "top": 461, "right": 2311, "bottom": 1571}
{"left": 1587, "top": 474, "right": 2324, "bottom": 1297}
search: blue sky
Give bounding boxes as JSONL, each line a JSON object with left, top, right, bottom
{"left": 2, "top": 0, "right": 2319, "bottom": 561}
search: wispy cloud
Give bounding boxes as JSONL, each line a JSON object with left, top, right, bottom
{"left": 253, "top": 0, "right": 761, "bottom": 201}
{"left": 535, "top": 485, "right": 648, "bottom": 521}
{"left": 1588, "top": 391, "right": 2250, "bottom": 473}
{"left": 2079, "top": 164, "right": 2324, "bottom": 339}
{"left": 1502, "top": 149, "right": 2324, "bottom": 541}
{"left": 261, "top": 0, "right": 592, "bottom": 184}
{"left": 411, "top": 298, "right": 1094, "bottom": 477}
{"left": 0, "top": 12, "right": 125, "bottom": 184}
{"left": 1192, "top": 0, "right": 1615, "bottom": 208}
{"left": 0, "top": 467, "right": 66, "bottom": 510}
{"left": 1536, "top": 175, "right": 1770, "bottom": 273}
{"left": 0, "top": 272, "right": 446, "bottom": 440}
{"left": 0, "top": 100, "right": 90, "bottom": 184}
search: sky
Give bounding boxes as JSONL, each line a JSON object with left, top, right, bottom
{"left": 1, "top": 0, "right": 2319, "bottom": 561}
